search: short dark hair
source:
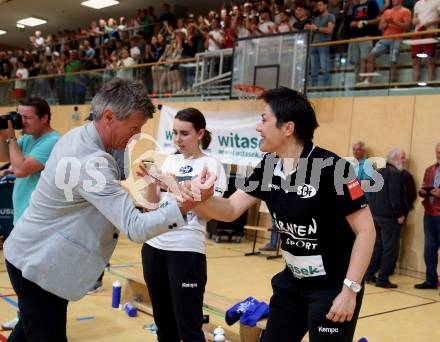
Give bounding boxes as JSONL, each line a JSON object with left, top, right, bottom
{"left": 18, "top": 96, "right": 51, "bottom": 123}
{"left": 317, "top": 0, "right": 328, "bottom": 5}
{"left": 259, "top": 7, "right": 272, "bottom": 15}
{"left": 259, "top": 87, "right": 319, "bottom": 142}
{"left": 175, "top": 107, "right": 212, "bottom": 149}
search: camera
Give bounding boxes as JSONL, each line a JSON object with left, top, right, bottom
{"left": 0, "top": 112, "right": 23, "bottom": 130}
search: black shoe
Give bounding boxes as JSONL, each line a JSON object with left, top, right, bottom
{"left": 365, "top": 275, "right": 377, "bottom": 284}
{"left": 375, "top": 281, "right": 398, "bottom": 289}
{"left": 414, "top": 281, "right": 437, "bottom": 289}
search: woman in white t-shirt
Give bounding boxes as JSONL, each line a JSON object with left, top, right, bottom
{"left": 141, "top": 108, "right": 226, "bottom": 342}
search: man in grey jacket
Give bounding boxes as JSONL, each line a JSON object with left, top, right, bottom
{"left": 3, "top": 78, "right": 213, "bottom": 341}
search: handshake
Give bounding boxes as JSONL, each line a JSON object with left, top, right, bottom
{"left": 137, "top": 159, "right": 216, "bottom": 214}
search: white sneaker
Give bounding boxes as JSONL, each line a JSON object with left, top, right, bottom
{"left": 86, "top": 281, "right": 104, "bottom": 295}
{"left": 356, "top": 80, "right": 370, "bottom": 86}
{"left": 2, "top": 316, "right": 19, "bottom": 330}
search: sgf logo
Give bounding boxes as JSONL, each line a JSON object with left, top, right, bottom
{"left": 297, "top": 184, "right": 317, "bottom": 198}
{"left": 179, "top": 165, "right": 193, "bottom": 174}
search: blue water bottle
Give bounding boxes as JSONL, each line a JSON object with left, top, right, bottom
{"left": 124, "top": 303, "right": 137, "bottom": 317}
{"left": 112, "top": 281, "right": 121, "bottom": 308}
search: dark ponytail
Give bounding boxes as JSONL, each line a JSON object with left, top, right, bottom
{"left": 201, "top": 130, "right": 212, "bottom": 150}
{"left": 175, "top": 107, "right": 212, "bottom": 149}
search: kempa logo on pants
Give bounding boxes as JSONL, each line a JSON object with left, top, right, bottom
{"left": 318, "top": 326, "right": 339, "bottom": 334}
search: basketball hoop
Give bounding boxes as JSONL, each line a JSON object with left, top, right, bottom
{"left": 233, "top": 84, "right": 266, "bottom": 112}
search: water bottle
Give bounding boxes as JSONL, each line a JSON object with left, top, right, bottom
{"left": 213, "top": 335, "right": 225, "bottom": 342}
{"left": 111, "top": 281, "right": 121, "bottom": 308}
{"left": 213, "top": 326, "right": 225, "bottom": 342}
{"left": 124, "top": 303, "right": 137, "bottom": 317}
{"left": 71, "top": 106, "right": 81, "bottom": 121}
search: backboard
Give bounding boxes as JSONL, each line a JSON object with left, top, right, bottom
{"left": 231, "top": 31, "right": 310, "bottom": 98}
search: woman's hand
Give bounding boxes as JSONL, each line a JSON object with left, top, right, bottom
{"left": 326, "top": 286, "right": 357, "bottom": 323}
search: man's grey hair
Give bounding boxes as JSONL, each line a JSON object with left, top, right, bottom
{"left": 353, "top": 140, "right": 366, "bottom": 150}
{"left": 90, "top": 78, "right": 155, "bottom": 120}
{"left": 387, "top": 148, "right": 403, "bottom": 162}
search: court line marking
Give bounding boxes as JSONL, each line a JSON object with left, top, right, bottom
{"left": 0, "top": 292, "right": 18, "bottom": 308}
{"left": 391, "top": 288, "right": 440, "bottom": 303}
{"left": 358, "top": 301, "right": 437, "bottom": 320}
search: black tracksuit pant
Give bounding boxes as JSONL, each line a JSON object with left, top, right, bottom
{"left": 142, "top": 244, "right": 207, "bottom": 342}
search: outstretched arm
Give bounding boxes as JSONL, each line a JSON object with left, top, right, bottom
{"left": 195, "top": 189, "right": 259, "bottom": 222}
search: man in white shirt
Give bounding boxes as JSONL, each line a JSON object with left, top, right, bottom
{"left": 204, "top": 18, "right": 225, "bottom": 51}
{"left": 258, "top": 8, "right": 276, "bottom": 34}
{"left": 34, "top": 31, "right": 45, "bottom": 49}
{"left": 277, "top": 11, "right": 293, "bottom": 32}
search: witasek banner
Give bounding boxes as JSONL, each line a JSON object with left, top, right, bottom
{"left": 156, "top": 106, "right": 264, "bottom": 166}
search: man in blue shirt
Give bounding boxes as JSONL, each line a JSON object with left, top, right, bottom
{"left": 0, "top": 97, "right": 60, "bottom": 331}
{"left": 351, "top": 141, "right": 374, "bottom": 184}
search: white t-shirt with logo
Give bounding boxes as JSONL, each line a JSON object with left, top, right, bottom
{"left": 147, "top": 154, "right": 227, "bottom": 254}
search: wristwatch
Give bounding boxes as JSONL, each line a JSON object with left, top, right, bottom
{"left": 5, "top": 137, "right": 16, "bottom": 144}
{"left": 343, "top": 278, "right": 362, "bottom": 293}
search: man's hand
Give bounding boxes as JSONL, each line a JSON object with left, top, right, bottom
{"left": 0, "top": 167, "right": 13, "bottom": 178}
{"left": 0, "top": 120, "right": 15, "bottom": 140}
{"left": 413, "top": 16, "right": 421, "bottom": 26}
{"left": 431, "top": 188, "right": 440, "bottom": 198}
{"left": 326, "top": 286, "right": 357, "bottom": 323}
{"left": 137, "top": 163, "right": 162, "bottom": 186}
{"left": 138, "top": 164, "right": 216, "bottom": 214}
{"left": 397, "top": 215, "right": 405, "bottom": 225}
{"left": 386, "top": 17, "right": 394, "bottom": 25}
{"left": 419, "top": 188, "right": 427, "bottom": 197}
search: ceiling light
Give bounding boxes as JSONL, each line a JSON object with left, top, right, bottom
{"left": 81, "top": 0, "right": 119, "bottom": 9}
{"left": 16, "top": 23, "right": 25, "bottom": 29}
{"left": 416, "top": 53, "right": 428, "bottom": 58}
{"left": 0, "top": 30, "right": 6, "bottom": 35}
{"left": 417, "top": 82, "right": 427, "bottom": 87}
{"left": 17, "top": 17, "right": 47, "bottom": 27}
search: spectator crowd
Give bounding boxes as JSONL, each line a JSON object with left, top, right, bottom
{"left": 0, "top": 0, "right": 438, "bottom": 103}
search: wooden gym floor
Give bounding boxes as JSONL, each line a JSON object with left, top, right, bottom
{"left": 1, "top": 236, "right": 440, "bottom": 342}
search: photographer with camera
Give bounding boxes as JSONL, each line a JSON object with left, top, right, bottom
{"left": 0, "top": 97, "right": 60, "bottom": 331}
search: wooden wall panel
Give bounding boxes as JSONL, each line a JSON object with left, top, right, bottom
{"left": 311, "top": 97, "right": 354, "bottom": 157}
{"left": 350, "top": 96, "right": 415, "bottom": 158}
